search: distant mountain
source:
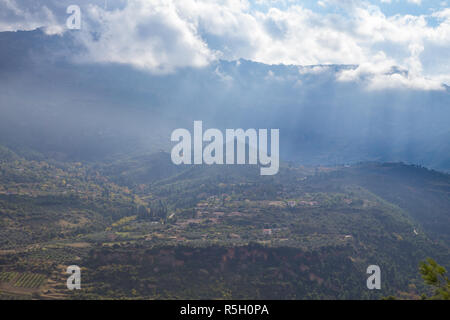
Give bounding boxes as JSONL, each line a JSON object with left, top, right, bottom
{"left": 98, "top": 152, "right": 185, "bottom": 186}
{"left": 0, "top": 29, "right": 449, "bottom": 171}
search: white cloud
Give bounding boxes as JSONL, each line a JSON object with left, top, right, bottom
{"left": 378, "top": 0, "right": 421, "bottom": 4}
{"left": 0, "top": 0, "right": 64, "bottom": 34}
{"left": 0, "top": 0, "right": 449, "bottom": 88}
{"left": 73, "top": 0, "right": 214, "bottom": 73}
{"left": 337, "top": 58, "right": 443, "bottom": 91}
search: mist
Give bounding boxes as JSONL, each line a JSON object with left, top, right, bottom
{"left": 0, "top": 29, "right": 449, "bottom": 170}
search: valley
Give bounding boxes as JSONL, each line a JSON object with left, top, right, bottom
{"left": 0, "top": 146, "right": 448, "bottom": 299}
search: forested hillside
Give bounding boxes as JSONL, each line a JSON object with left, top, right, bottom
{"left": 0, "top": 146, "right": 448, "bottom": 299}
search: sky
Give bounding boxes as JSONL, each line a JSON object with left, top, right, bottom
{"left": 0, "top": 0, "right": 449, "bottom": 90}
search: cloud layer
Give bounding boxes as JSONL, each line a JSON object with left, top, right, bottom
{"left": 0, "top": 0, "right": 449, "bottom": 89}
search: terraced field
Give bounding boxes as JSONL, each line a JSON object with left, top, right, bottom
{"left": 13, "top": 273, "right": 46, "bottom": 289}
{"left": 0, "top": 272, "right": 18, "bottom": 283}
{"left": 0, "top": 272, "right": 46, "bottom": 289}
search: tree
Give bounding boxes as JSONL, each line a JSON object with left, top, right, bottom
{"left": 419, "top": 258, "right": 450, "bottom": 300}
{"left": 150, "top": 200, "right": 168, "bottom": 221}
